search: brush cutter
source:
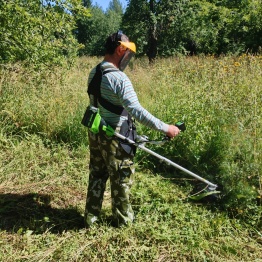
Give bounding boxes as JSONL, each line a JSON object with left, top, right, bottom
{"left": 82, "top": 106, "right": 219, "bottom": 200}
{"left": 113, "top": 125, "right": 219, "bottom": 195}
{"left": 109, "top": 121, "right": 219, "bottom": 199}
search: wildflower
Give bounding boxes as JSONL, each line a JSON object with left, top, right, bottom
{"left": 234, "top": 62, "right": 241, "bottom": 67}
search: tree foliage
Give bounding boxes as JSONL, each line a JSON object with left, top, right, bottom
{"left": 76, "top": 0, "right": 124, "bottom": 56}
{"left": 121, "top": 0, "right": 150, "bottom": 56}
{"left": 122, "top": 0, "right": 262, "bottom": 59}
{"left": 0, "top": 0, "right": 261, "bottom": 65}
{"left": 0, "top": 0, "right": 90, "bottom": 67}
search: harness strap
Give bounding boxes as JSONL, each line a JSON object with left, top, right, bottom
{"left": 88, "top": 63, "right": 128, "bottom": 116}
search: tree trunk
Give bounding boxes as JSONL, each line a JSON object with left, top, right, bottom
{"left": 147, "top": 0, "right": 157, "bottom": 64}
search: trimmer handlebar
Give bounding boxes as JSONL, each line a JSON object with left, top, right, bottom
{"left": 163, "top": 121, "right": 186, "bottom": 141}
{"left": 175, "top": 121, "right": 186, "bottom": 131}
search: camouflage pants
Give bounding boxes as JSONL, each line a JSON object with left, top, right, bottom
{"left": 84, "top": 129, "right": 135, "bottom": 227}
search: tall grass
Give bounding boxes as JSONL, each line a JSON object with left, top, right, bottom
{"left": 131, "top": 55, "right": 261, "bottom": 219}
{"left": 0, "top": 55, "right": 261, "bottom": 261}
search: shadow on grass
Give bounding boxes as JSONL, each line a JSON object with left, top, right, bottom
{"left": 0, "top": 193, "right": 85, "bottom": 234}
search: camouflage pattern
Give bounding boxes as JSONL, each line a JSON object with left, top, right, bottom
{"left": 84, "top": 128, "right": 135, "bottom": 227}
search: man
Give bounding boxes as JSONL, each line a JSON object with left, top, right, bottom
{"left": 84, "top": 30, "right": 180, "bottom": 228}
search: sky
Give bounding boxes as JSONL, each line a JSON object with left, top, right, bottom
{"left": 43, "top": 1, "right": 127, "bottom": 12}
{"left": 93, "top": 0, "right": 127, "bottom": 11}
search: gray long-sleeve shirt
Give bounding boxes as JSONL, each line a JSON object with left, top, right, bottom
{"left": 88, "top": 61, "right": 168, "bottom": 133}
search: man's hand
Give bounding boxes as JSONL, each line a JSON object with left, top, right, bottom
{"left": 166, "top": 125, "right": 180, "bottom": 138}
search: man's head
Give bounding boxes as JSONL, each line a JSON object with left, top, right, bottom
{"left": 104, "top": 30, "right": 136, "bottom": 71}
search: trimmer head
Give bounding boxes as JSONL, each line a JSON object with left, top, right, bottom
{"left": 188, "top": 184, "right": 220, "bottom": 202}
{"left": 189, "top": 190, "right": 220, "bottom": 201}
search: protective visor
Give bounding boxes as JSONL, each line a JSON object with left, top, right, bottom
{"left": 119, "top": 50, "right": 134, "bottom": 71}
{"left": 118, "top": 41, "right": 136, "bottom": 71}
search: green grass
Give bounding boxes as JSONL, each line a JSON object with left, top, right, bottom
{"left": 0, "top": 55, "right": 261, "bottom": 261}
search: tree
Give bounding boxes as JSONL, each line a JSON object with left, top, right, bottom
{"left": 107, "top": 0, "right": 124, "bottom": 14}
{"left": 76, "top": 0, "right": 124, "bottom": 56}
{"left": 121, "top": 0, "right": 149, "bottom": 56}
{"left": 0, "top": 0, "right": 90, "bottom": 67}
{"left": 106, "top": 0, "right": 124, "bottom": 35}
{"left": 122, "top": 0, "right": 262, "bottom": 58}
{"left": 147, "top": 0, "right": 157, "bottom": 62}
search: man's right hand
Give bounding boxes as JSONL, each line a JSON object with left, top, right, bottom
{"left": 166, "top": 125, "right": 180, "bottom": 138}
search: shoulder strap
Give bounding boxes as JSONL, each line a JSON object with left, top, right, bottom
{"left": 87, "top": 63, "right": 128, "bottom": 116}
{"left": 87, "top": 64, "right": 102, "bottom": 106}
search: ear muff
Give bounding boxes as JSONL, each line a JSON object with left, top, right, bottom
{"left": 112, "top": 30, "right": 123, "bottom": 49}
